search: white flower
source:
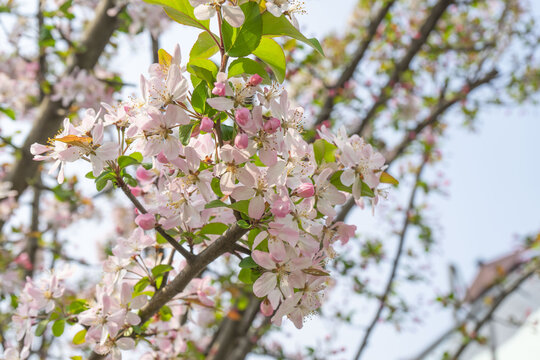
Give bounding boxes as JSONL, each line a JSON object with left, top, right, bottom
{"left": 189, "top": 0, "right": 245, "bottom": 27}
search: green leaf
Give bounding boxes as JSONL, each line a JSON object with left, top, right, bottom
{"left": 380, "top": 172, "right": 399, "bottom": 185}
{"left": 230, "top": 200, "right": 250, "bottom": 215}
{"left": 178, "top": 124, "right": 194, "bottom": 145}
{"left": 0, "top": 107, "right": 16, "bottom": 120}
{"left": 187, "top": 58, "right": 218, "bottom": 86}
{"left": 222, "top": 2, "right": 262, "bottom": 57}
{"left": 52, "top": 319, "right": 65, "bottom": 337}
{"left": 190, "top": 31, "right": 220, "bottom": 59}
{"left": 72, "top": 329, "right": 86, "bottom": 345}
{"left": 313, "top": 139, "right": 337, "bottom": 166}
{"left": 130, "top": 152, "right": 143, "bottom": 163}
{"left": 95, "top": 171, "right": 116, "bottom": 191}
{"left": 134, "top": 277, "right": 150, "bottom": 293}
{"left": 200, "top": 222, "right": 228, "bottom": 235}
{"left": 85, "top": 171, "right": 96, "bottom": 179}
{"left": 361, "top": 181, "right": 375, "bottom": 197}
{"left": 252, "top": 37, "right": 286, "bottom": 83}
{"left": 261, "top": 12, "right": 324, "bottom": 55}
{"left": 330, "top": 170, "right": 352, "bottom": 193}
{"left": 205, "top": 199, "right": 228, "bottom": 209}
{"left": 118, "top": 155, "right": 141, "bottom": 169}
{"left": 156, "top": 232, "right": 168, "bottom": 244}
{"left": 239, "top": 256, "right": 258, "bottom": 268}
{"left": 67, "top": 299, "right": 89, "bottom": 314}
{"left": 159, "top": 305, "right": 173, "bottom": 321}
{"left": 152, "top": 264, "right": 174, "bottom": 278}
{"left": 220, "top": 124, "right": 234, "bottom": 142}
{"left": 238, "top": 268, "right": 254, "bottom": 284}
{"left": 71, "top": 356, "right": 83, "bottom": 360}
{"left": 211, "top": 177, "right": 224, "bottom": 198}
{"left": 237, "top": 219, "right": 250, "bottom": 229}
{"left": 35, "top": 320, "right": 49, "bottom": 336}
{"left": 191, "top": 81, "right": 208, "bottom": 114}
{"left": 228, "top": 58, "right": 270, "bottom": 83}
{"left": 143, "top": 0, "right": 210, "bottom": 30}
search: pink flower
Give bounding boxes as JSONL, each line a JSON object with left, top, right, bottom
{"left": 136, "top": 166, "right": 154, "bottom": 184}
{"left": 296, "top": 183, "right": 315, "bottom": 198}
{"left": 235, "top": 107, "right": 251, "bottom": 127}
{"left": 135, "top": 213, "right": 156, "bottom": 230}
{"left": 260, "top": 298, "right": 274, "bottom": 316}
{"left": 248, "top": 74, "right": 263, "bottom": 86}
{"left": 199, "top": 116, "right": 214, "bottom": 132}
{"left": 14, "top": 253, "right": 33, "bottom": 271}
{"left": 212, "top": 82, "right": 226, "bottom": 96}
{"left": 129, "top": 186, "right": 142, "bottom": 197}
{"left": 264, "top": 117, "right": 280, "bottom": 134}
{"left": 234, "top": 133, "right": 248, "bottom": 149}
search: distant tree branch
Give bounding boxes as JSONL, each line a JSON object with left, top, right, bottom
{"left": 353, "top": 154, "right": 428, "bottom": 360}
{"left": 354, "top": 0, "right": 454, "bottom": 136}
{"left": 313, "top": 0, "right": 396, "bottom": 128}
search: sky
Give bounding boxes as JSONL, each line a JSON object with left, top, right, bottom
{"left": 59, "top": 0, "right": 540, "bottom": 359}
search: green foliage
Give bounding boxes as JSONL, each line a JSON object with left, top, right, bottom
{"left": 228, "top": 58, "right": 270, "bottom": 83}
{"left": 52, "top": 319, "right": 65, "bottom": 337}
{"left": 187, "top": 58, "right": 219, "bottom": 87}
{"left": 190, "top": 31, "right": 220, "bottom": 59}
{"left": 252, "top": 37, "right": 286, "bottom": 83}
{"left": 222, "top": 2, "right": 263, "bottom": 57}
{"left": 143, "top": 0, "right": 210, "bottom": 30}
{"left": 200, "top": 222, "right": 228, "bottom": 235}
{"left": 313, "top": 139, "right": 337, "bottom": 165}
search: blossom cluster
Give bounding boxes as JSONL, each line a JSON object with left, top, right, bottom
{"left": 20, "top": 38, "right": 392, "bottom": 358}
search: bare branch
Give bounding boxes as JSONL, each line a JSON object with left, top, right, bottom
{"left": 313, "top": 0, "right": 396, "bottom": 128}
{"left": 354, "top": 0, "right": 454, "bottom": 136}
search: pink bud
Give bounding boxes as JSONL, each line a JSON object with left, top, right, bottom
{"left": 296, "top": 183, "right": 315, "bottom": 198}
{"left": 271, "top": 198, "right": 290, "bottom": 218}
{"left": 135, "top": 213, "right": 156, "bottom": 230}
{"left": 263, "top": 117, "right": 280, "bottom": 134}
{"left": 234, "top": 133, "right": 248, "bottom": 149}
{"left": 212, "top": 82, "right": 226, "bottom": 96}
{"left": 191, "top": 125, "right": 201, "bottom": 137}
{"left": 235, "top": 107, "right": 251, "bottom": 127}
{"left": 200, "top": 116, "right": 214, "bottom": 132}
{"left": 129, "top": 186, "right": 142, "bottom": 197}
{"left": 260, "top": 299, "right": 274, "bottom": 317}
{"left": 248, "top": 74, "right": 263, "bottom": 86}
{"left": 14, "top": 253, "right": 33, "bottom": 271}
{"left": 136, "top": 166, "right": 154, "bottom": 183}
{"left": 157, "top": 151, "right": 168, "bottom": 164}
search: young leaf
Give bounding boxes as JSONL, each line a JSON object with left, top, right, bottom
{"left": 190, "top": 31, "right": 220, "bottom": 59}
{"left": 143, "top": 0, "right": 210, "bottom": 30}
{"left": 151, "top": 264, "right": 174, "bottom": 278}
{"left": 238, "top": 268, "right": 254, "bottom": 284}
{"left": 230, "top": 200, "right": 250, "bottom": 215}
{"left": 52, "top": 319, "right": 65, "bottom": 337}
{"left": 118, "top": 155, "right": 141, "bottom": 169}
{"left": 35, "top": 320, "right": 49, "bottom": 337}
{"left": 361, "top": 181, "right": 375, "bottom": 197}
{"left": 178, "top": 124, "right": 194, "bottom": 145}
{"left": 205, "top": 199, "right": 228, "bottom": 209}
{"left": 261, "top": 12, "right": 324, "bottom": 55}
{"left": 158, "top": 48, "right": 172, "bottom": 67}
{"left": 380, "top": 172, "right": 399, "bottom": 185}
{"left": 252, "top": 37, "right": 286, "bottom": 83}
{"left": 200, "top": 222, "right": 228, "bottom": 235}
{"left": 72, "top": 329, "right": 87, "bottom": 345}
{"left": 191, "top": 81, "right": 209, "bottom": 114}
{"left": 313, "top": 139, "right": 337, "bottom": 166}
{"left": 0, "top": 107, "right": 16, "bottom": 120}
{"left": 228, "top": 58, "right": 270, "bottom": 83}
{"left": 237, "top": 219, "right": 250, "bottom": 229}
{"left": 222, "top": 2, "right": 262, "bottom": 57}
{"left": 239, "top": 256, "right": 258, "bottom": 269}
{"left": 187, "top": 58, "right": 218, "bottom": 86}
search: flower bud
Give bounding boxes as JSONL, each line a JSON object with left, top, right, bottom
{"left": 212, "top": 82, "right": 226, "bottom": 96}
{"left": 235, "top": 107, "right": 251, "bottom": 127}
{"left": 200, "top": 116, "right": 214, "bottom": 132}
{"left": 264, "top": 117, "right": 281, "bottom": 134}
{"left": 248, "top": 74, "right": 263, "bottom": 86}
{"left": 260, "top": 299, "right": 274, "bottom": 317}
{"left": 296, "top": 183, "right": 315, "bottom": 198}
{"left": 234, "top": 133, "right": 248, "bottom": 149}
{"left": 135, "top": 213, "right": 156, "bottom": 230}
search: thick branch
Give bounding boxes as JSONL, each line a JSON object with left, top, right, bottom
{"left": 313, "top": 0, "right": 396, "bottom": 128}
{"left": 5, "top": 0, "right": 122, "bottom": 200}
{"left": 354, "top": 0, "right": 454, "bottom": 136}
{"left": 353, "top": 156, "right": 428, "bottom": 360}
{"left": 87, "top": 224, "right": 248, "bottom": 360}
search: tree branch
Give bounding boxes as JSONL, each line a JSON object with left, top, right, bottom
{"left": 354, "top": 0, "right": 454, "bottom": 136}
{"left": 353, "top": 155, "right": 428, "bottom": 360}
{"left": 313, "top": 0, "right": 396, "bottom": 128}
